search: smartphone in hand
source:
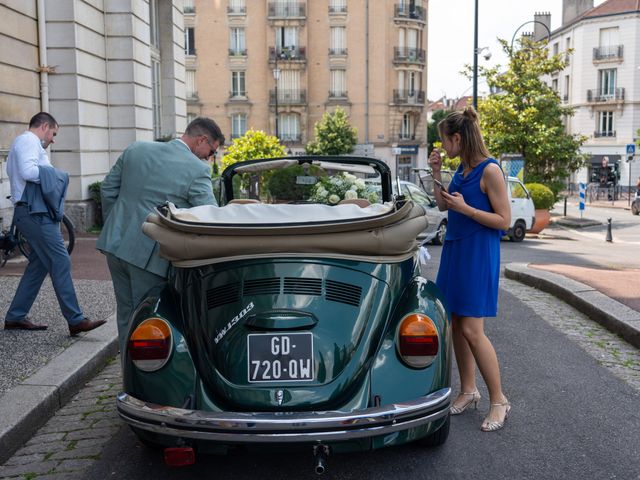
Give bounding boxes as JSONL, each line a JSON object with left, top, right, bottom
{"left": 432, "top": 177, "right": 447, "bottom": 193}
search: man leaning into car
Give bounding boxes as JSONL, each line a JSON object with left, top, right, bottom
{"left": 96, "top": 117, "right": 225, "bottom": 353}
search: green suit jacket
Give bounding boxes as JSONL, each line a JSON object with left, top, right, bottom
{"left": 96, "top": 139, "right": 216, "bottom": 277}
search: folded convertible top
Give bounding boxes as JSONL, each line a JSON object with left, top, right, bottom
{"left": 142, "top": 200, "right": 427, "bottom": 266}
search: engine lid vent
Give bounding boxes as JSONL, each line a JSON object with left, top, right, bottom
{"left": 325, "top": 279, "right": 362, "bottom": 307}
{"left": 243, "top": 277, "right": 281, "bottom": 296}
{"left": 283, "top": 277, "right": 322, "bottom": 296}
{"left": 207, "top": 282, "right": 241, "bottom": 310}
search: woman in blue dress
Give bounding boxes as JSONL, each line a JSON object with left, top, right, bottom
{"left": 429, "top": 107, "right": 512, "bottom": 432}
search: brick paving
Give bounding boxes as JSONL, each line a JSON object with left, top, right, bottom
{"left": 0, "top": 358, "right": 122, "bottom": 480}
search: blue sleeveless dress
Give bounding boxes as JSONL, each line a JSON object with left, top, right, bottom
{"left": 435, "top": 158, "right": 501, "bottom": 317}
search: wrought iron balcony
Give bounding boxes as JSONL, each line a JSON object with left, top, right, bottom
{"left": 393, "top": 89, "right": 425, "bottom": 105}
{"left": 393, "top": 47, "right": 426, "bottom": 64}
{"left": 394, "top": 4, "right": 426, "bottom": 21}
{"left": 593, "top": 45, "right": 623, "bottom": 61}
{"left": 329, "top": 47, "right": 348, "bottom": 56}
{"left": 279, "top": 133, "right": 302, "bottom": 143}
{"left": 328, "top": 90, "right": 348, "bottom": 100}
{"left": 229, "top": 91, "right": 248, "bottom": 100}
{"left": 184, "top": 6, "right": 195, "bottom": 14}
{"left": 228, "top": 48, "right": 247, "bottom": 56}
{"left": 269, "top": 46, "right": 306, "bottom": 62}
{"left": 594, "top": 130, "right": 616, "bottom": 138}
{"left": 270, "top": 89, "right": 307, "bottom": 105}
{"left": 586, "top": 88, "right": 624, "bottom": 103}
{"left": 227, "top": 5, "right": 246, "bottom": 14}
{"left": 268, "top": 2, "right": 305, "bottom": 18}
{"left": 328, "top": 5, "right": 347, "bottom": 14}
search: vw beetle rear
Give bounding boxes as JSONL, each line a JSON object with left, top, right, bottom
{"left": 117, "top": 157, "right": 452, "bottom": 470}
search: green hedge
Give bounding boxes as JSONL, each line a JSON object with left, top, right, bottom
{"left": 525, "top": 183, "right": 555, "bottom": 210}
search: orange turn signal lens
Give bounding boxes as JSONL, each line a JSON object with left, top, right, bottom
{"left": 129, "top": 318, "right": 173, "bottom": 371}
{"left": 397, "top": 313, "right": 439, "bottom": 368}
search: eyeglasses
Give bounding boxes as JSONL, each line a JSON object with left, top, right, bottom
{"left": 202, "top": 136, "right": 218, "bottom": 157}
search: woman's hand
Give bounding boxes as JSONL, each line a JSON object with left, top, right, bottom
{"left": 428, "top": 149, "right": 443, "bottom": 173}
{"left": 441, "top": 190, "right": 468, "bottom": 213}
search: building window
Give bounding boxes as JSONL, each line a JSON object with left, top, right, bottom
{"left": 275, "top": 26, "right": 298, "bottom": 57}
{"left": 185, "top": 27, "right": 195, "bottom": 55}
{"left": 329, "top": 0, "right": 347, "bottom": 13}
{"left": 330, "top": 70, "right": 346, "bottom": 97}
{"left": 597, "top": 111, "right": 614, "bottom": 137}
{"left": 151, "top": 58, "right": 162, "bottom": 139}
{"left": 231, "top": 71, "right": 246, "bottom": 97}
{"left": 231, "top": 114, "right": 247, "bottom": 138}
{"left": 228, "top": 0, "right": 246, "bottom": 13}
{"left": 149, "top": 0, "right": 160, "bottom": 48}
{"left": 552, "top": 78, "right": 558, "bottom": 92}
{"left": 330, "top": 27, "right": 346, "bottom": 55}
{"left": 563, "top": 75, "right": 570, "bottom": 102}
{"left": 552, "top": 42, "right": 559, "bottom": 56}
{"left": 183, "top": 0, "right": 195, "bottom": 13}
{"left": 599, "top": 69, "right": 616, "bottom": 97}
{"left": 230, "top": 28, "right": 246, "bottom": 55}
{"left": 400, "top": 113, "right": 414, "bottom": 140}
{"left": 397, "top": 156, "right": 415, "bottom": 182}
{"left": 186, "top": 70, "right": 197, "bottom": 98}
{"left": 280, "top": 113, "right": 300, "bottom": 142}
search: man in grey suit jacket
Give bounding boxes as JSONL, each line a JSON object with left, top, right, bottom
{"left": 97, "top": 117, "right": 225, "bottom": 351}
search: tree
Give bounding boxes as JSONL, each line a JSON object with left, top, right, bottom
{"left": 473, "top": 38, "right": 587, "bottom": 192}
{"left": 306, "top": 107, "right": 358, "bottom": 155}
{"left": 221, "top": 129, "right": 286, "bottom": 170}
{"left": 427, "top": 109, "right": 450, "bottom": 154}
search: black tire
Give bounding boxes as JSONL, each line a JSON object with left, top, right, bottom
{"left": 509, "top": 220, "right": 526, "bottom": 242}
{"left": 632, "top": 202, "right": 639, "bottom": 215}
{"left": 416, "top": 414, "right": 450, "bottom": 447}
{"left": 17, "top": 214, "right": 75, "bottom": 258}
{"left": 431, "top": 220, "right": 447, "bottom": 245}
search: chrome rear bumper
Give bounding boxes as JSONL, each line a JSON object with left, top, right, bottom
{"left": 117, "top": 388, "right": 450, "bottom": 443}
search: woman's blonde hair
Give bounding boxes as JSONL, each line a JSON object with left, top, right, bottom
{"left": 437, "top": 106, "right": 491, "bottom": 163}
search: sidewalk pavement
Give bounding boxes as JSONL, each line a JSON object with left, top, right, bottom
{"left": 2, "top": 232, "right": 640, "bottom": 464}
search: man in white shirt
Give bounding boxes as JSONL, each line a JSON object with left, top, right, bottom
{"left": 4, "top": 112, "right": 106, "bottom": 335}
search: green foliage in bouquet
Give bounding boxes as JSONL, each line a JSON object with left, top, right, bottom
{"left": 310, "top": 173, "right": 379, "bottom": 205}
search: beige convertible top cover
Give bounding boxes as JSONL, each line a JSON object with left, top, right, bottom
{"left": 142, "top": 201, "right": 427, "bottom": 265}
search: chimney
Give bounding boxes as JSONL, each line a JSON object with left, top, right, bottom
{"left": 534, "top": 12, "right": 551, "bottom": 41}
{"left": 562, "top": 0, "right": 594, "bottom": 26}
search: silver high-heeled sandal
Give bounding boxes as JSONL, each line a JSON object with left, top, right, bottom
{"left": 450, "top": 390, "right": 481, "bottom": 415}
{"left": 480, "top": 399, "right": 511, "bottom": 432}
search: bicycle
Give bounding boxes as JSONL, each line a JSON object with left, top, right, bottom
{"left": 0, "top": 201, "right": 75, "bottom": 267}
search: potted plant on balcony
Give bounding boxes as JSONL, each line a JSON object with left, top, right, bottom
{"left": 525, "top": 183, "right": 555, "bottom": 233}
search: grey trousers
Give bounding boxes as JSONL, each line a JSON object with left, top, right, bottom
{"left": 105, "top": 253, "right": 165, "bottom": 354}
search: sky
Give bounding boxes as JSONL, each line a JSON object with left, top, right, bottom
{"left": 427, "top": 0, "right": 606, "bottom": 100}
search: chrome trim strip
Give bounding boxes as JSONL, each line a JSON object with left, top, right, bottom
{"left": 117, "top": 388, "right": 450, "bottom": 443}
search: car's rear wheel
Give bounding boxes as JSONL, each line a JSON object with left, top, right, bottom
{"left": 431, "top": 220, "right": 447, "bottom": 245}
{"left": 416, "top": 414, "right": 450, "bottom": 447}
{"left": 509, "top": 220, "right": 526, "bottom": 242}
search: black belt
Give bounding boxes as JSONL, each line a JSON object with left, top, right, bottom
{"left": 15, "top": 202, "right": 27, "bottom": 206}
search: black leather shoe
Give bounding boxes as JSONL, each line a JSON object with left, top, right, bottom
{"left": 4, "top": 319, "right": 48, "bottom": 331}
{"left": 69, "top": 318, "right": 107, "bottom": 336}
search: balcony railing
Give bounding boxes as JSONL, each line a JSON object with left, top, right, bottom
{"left": 269, "top": 46, "right": 306, "bottom": 61}
{"left": 397, "top": 132, "right": 417, "bottom": 141}
{"left": 229, "top": 91, "right": 248, "bottom": 99}
{"left": 594, "top": 130, "right": 616, "bottom": 138}
{"left": 587, "top": 88, "right": 625, "bottom": 103}
{"left": 328, "top": 90, "right": 348, "bottom": 99}
{"left": 279, "top": 133, "right": 302, "bottom": 143}
{"left": 227, "top": 5, "right": 246, "bottom": 14}
{"left": 393, "top": 89, "right": 425, "bottom": 104}
{"left": 268, "top": 2, "right": 305, "bottom": 18}
{"left": 394, "top": 4, "right": 426, "bottom": 21}
{"left": 329, "top": 47, "right": 348, "bottom": 56}
{"left": 270, "top": 89, "right": 307, "bottom": 105}
{"left": 328, "top": 5, "right": 348, "bottom": 14}
{"left": 393, "top": 47, "right": 426, "bottom": 64}
{"left": 184, "top": 6, "right": 195, "bottom": 14}
{"left": 231, "top": 133, "right": 245, "bottom": 139}
{"left": 593, "top": 45, "right": 623, "bottom": 61}
{"left": 228, "top": 48, "right": 247, "bottom": 56}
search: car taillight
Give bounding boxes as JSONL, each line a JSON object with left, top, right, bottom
{"left": 128, "top": 318, "right": 173, "bottom": 372}
{"left": 397, "top": 313, "right": 439, "bottom": 368}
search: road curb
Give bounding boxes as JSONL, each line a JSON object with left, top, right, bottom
{"left": 0, "top": 314, "right": 118, "bottom": 464}
{"left": 505, "top": 263, "right": 640, "bottom": 350}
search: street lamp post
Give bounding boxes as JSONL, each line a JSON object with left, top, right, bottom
{"left": 472, "top": 0, "right": 479, "bottom": 109}
{"left": 272, "top": 53, "right": 280, "bottom": 140}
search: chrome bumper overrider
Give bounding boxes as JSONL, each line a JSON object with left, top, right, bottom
{"left": 117, "top": 388, "right": 450, "bottom": 443}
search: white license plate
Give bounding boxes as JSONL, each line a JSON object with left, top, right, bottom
{"left": 247, "top": 332, "right": 314, "bottom": 383}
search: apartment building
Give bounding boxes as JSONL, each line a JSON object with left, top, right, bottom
{"left": 187, "top": 0, "right": 429, "bottom": 180}
{"left": 548, "top": 0, "right": 640, "bottom": 192}
{"left": 0, "top": 0, "right": 187, "bottom": 230}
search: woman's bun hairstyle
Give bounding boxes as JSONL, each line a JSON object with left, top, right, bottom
{"left": 462, "top": 106, "right": 479, "bottom": 122}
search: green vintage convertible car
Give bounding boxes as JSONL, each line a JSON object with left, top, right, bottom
{"left": 116, "top": 156, "right": 452, "bottom": 472}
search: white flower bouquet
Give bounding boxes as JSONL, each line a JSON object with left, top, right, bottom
{"left": 310, "top": 172, "right": 379, "bottom": 205}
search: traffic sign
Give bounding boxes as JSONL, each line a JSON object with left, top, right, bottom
{"left": 627, "top": 143, "right": 636, "bottom": 155}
